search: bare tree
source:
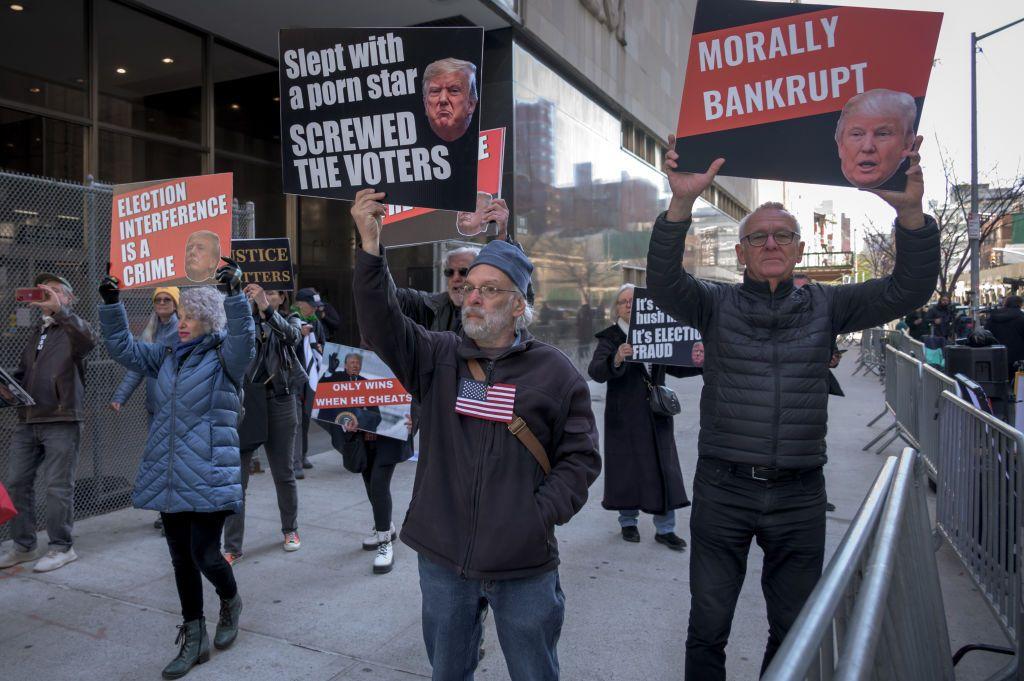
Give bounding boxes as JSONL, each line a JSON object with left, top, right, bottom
{"left": 859, "top": 218, "right": 895, "bottom": 280}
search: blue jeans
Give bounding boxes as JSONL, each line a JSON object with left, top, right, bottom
{"left": 618, "top": 509, "right": 676, "bottom": 534}
{"left": 418, "top": 555, "right": 565, "bottom": 681}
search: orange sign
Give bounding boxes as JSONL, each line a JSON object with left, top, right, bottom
{"left": 109, "top": 173, "right": 233, "bottom": 289}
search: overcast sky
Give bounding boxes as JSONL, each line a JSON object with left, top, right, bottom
{"left": 756, "top": 0, "right": 1023, "bottom": 249}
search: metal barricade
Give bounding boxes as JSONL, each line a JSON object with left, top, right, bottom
{"left": 918, "top": 364, "right": 958, "bottom": 480}
{"left": 936, "top": 390, "right": 1024, "bottom": 679}
{"left": 863, "top": 347, "right": 924, "bottom": 456}
{"left": 763, "top": 449, "right": 953, "bottom": 681}
{"left": 0, "top": 169, "right": 255, "bottom": 540}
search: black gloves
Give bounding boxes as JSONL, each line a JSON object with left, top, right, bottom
{"left": 328, "top": 352, "right": 340, "bottom": 374}
{"left": 215, "top": 257, "right": 243, "bottom": 295}
{"left": 99, "top": 275, "right": 120, "bottom": 304}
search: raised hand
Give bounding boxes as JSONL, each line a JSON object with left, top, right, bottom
{"left": 215, "top": 256, "right": 243, "bottom": 295}
{"left": 243, "top": 283, "right": 270, "bottom": 312}
{"left": 614, "top": 342, "right": 633, "bottom": 367}
{"left": 350, "top": 188, "right": 387, "bottom": 254}
{"left": 665, "top": 134, "right": 725, "bottom": 222}
{"left": 869, "top": 135, "right": 925, "bottom": 229}
{"left": 483, "top": 198, "right": 510, "bottom": 239}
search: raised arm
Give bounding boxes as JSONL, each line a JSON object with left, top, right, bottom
{"left": 832, "top": 136, "right": 939, "bottom": 334}
{"left": 535, "top": 373, "right": 602, "bottom": 527}
{"left": 350, "top": 189, "right": 446, "bottom": 399}
{"left": 98, "top": 302, "right": 167, "bottom": 378}
{"left": 218, "top": 292, "right": 256, "bottom": 385}
{"left": 645, "top": 135, "right": 725, "bottom": 331}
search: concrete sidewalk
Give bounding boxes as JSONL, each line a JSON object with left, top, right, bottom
{"left": 0, "top": 355, "right": 1013, "bottom": 680}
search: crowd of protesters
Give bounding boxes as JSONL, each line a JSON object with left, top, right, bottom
{"left": 0, "top": 133, "right": 941, "bottom": 681}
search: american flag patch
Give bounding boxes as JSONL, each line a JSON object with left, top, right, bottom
{"left": 455, "top": 378, "right": 516, "bottom": 423}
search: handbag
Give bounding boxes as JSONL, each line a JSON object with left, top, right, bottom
{"left": 645, "top": 365, "right": 681, "bottom": 417}
{"left": 0, "top": 481, "right": 17, "bottom": 524}
{"left": 330, "top": 426, "right": 368, "bottom": 473}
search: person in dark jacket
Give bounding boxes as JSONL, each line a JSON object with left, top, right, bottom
{"left": 903, "top": 307, "right": 929, "bottom": 341}
{"left": 927, "top": 295, "right": 955, "bottom": 339}
{"left": 98, "top": 264, "right": 255, "bottom": 680}
{"left": 647, "top": 135, "right": 939, "bottom": 680}
{"left": 350, "top": 188, "right": 601, "bottom": 681}
{"left": 293, "top": 287, "right": 329, "bottom": 475}
{"left": 986, "top": 295, "right": 1024, "bottom": 380}
{"left": 0, "top": 272, "right": 98, "bottom": 574}
{"left": 588, "top": 283, "right": 696, "bottom": 551}
{"left": 222, "top": 285, "right": 306, "bottom": 564}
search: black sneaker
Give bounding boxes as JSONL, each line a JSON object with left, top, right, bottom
{"left": 826, "top": 502, "right": 836, "bottom": 512}
{"left": 302, "top": 458, "right": 314, "bottom": 470}
{"left": 621, "top": 526, "right": 641, "bottom": 543}
{"left": 655, "top": 532, "right": 687, "bottom": 551}
{"left": 294, "top": 469, "right": 305, "bottom": 480}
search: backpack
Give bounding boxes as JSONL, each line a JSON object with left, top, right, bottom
{"left": 216, "top": 345, "right": 246, "bottom": 428}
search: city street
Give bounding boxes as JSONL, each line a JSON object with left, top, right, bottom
{"left": 0, "top": 353, "right": 1012, "bottom": 680}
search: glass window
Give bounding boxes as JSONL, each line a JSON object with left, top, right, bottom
{"left": 213, "top": 43, "right": 280, "bottom": 162}
{"left": 296, "top": 197, "right": 358, "bottom": 345}
{"left": 215, "top": 155, "right": 285, "bottom": 238}
{"left": 0, "top": 0, "right": 87, "bottom": 116}
{"left": 98, "top": 130, "right": 201, "bottom": 184}
{"left": 96, "top": 0, "right": 202, "bottom": 141}
{"left": 0, "top": 107, "right": 84, "bottom": 180}
{"left": 513, "top": 43, "right": 738, "bottom": 356}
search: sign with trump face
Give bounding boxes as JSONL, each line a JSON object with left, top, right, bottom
{"left": 674, "top": 0, "right": 942, "bottom": 190}
{"left": 278, "top": 27, "right": 483, "bottom": 212}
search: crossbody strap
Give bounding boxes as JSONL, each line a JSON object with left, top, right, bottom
{"left": 466, "top": 358, "right": 551, "bottom": 475}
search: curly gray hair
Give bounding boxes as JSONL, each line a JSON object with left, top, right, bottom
{"left": 179, "top": 287, "right": 226, "bottom": 335}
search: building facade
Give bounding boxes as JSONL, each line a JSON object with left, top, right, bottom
{"left": 0, "top": 0, "right": 755, "bottom": 349}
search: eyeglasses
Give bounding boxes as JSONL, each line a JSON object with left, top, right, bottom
{"left": 154, "top": 297, "right": 174, "bottom": 304}
{"left": 458, "top": 284, "right": 518, "bottom": 299}
{"left": 616, "top": 299, "right": 631, "bottom": 306}
{"left": 444, "top": 267, "right": 469, "bottom": 278}
{"left": 742, "top": 230, "right": 800, "bottom": 247}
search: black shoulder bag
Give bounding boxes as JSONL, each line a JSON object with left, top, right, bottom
{"left": 644, "top": 364, "right": 681, "bottom": 417}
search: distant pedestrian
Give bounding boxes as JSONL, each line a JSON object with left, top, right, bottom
{"left": 0, "top": 273, "right": 98, "bottom": 573}
{"left": 293, "top": 287, "right": 329, "bottom": 476}
{"left": 98, "top": 262, "right": 254, "bottom": 680}
{"left": 588, "top": 283, "right": 697, "bottom": 551}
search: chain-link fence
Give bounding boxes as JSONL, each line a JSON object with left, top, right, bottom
{"left": 0, "top": 169, "right": 254, "bottom": 542}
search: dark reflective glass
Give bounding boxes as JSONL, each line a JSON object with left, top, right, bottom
{"left": 215, "top": 155, "right": 285, "bottom": 238}
{"left": 0, "top": 1, "right": 87, "bottom": 117}
{"left": 98, "top": 130, "right": 201, "bottom": 184}
{"left": 0, "top": 107, "right": 84, "bottom": 180}
{"left": 214, "top": 44, "right": 280, "bottom": 162}
{"left": 96, "top": 0, "right": 202, "bottom": 141}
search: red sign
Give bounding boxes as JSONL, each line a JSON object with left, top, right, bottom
{"left": 110, "top": 174, "right": 233, "bottom": 289}
{"left": 313, "top": 378, "right": 412, "bottom": 410}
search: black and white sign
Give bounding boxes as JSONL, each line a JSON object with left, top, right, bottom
{"left": 627, "top": 288, "right": 704, "bottom": 368}
{"left": 278, "top": 27, "right": 483, "bottom": 212}
{"left": 231, "top": 238, "right": 295, "bottom": 291}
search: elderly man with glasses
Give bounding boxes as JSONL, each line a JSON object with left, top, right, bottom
{"left": 646, "top": 135, "right": 940, "bottom": 680}
{"left": 350, "top": 188, "right": 600, "bottom": 681}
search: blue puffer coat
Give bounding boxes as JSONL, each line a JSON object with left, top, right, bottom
{"left": 99, "top": 293, "right": 255, "bottom": 513}
{"left": 111, "top": 313, "right": 179, "bottom": 417}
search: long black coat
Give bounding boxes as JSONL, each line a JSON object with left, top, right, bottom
{"left": 588, "top": 324, "right": 698, "bottom": 514}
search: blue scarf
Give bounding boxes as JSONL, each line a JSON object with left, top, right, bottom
{"left": 173, "top": 335, "right": 206, "bottom": 365}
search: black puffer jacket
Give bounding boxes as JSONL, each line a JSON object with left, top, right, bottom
{"left": 646, "top": 213, "right": 939, "bottom": 469}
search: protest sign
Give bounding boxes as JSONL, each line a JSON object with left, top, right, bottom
{"left": 312, "top": 343, "right": 412, "bottom": 441}
{"left": 381, "top": 127, "right": 505, "bottom": 247}
{"left": 279, "top": 27, "right": 483, "bottom": 212}
{"left": 231, "top": 238, "right": 295, "bottom": 291}
{"left": 109, "top": 173, "right": 233, "bottom": 289}
{"left": 0, "top": 367, "right": 35, "bottom": 408}
{"left": 627, "top": 288, "right": 704, "bottom": 367}
{"left": 675, "top": 0, "right": 942, "bottom": 190}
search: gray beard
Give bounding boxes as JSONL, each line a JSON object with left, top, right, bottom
{"left": 462, "top": 300, "right": 514, "bottom": 344}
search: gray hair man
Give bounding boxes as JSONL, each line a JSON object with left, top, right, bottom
{"left": 350, "top": 188, "right": 600, "bottom": 681}
{"left": 0, "top": 272, "right": 98, "bottom": 573}
{"left": 835, "top": 88, "right": 918, "bottom": 189}
{"left": 422, "top": 57, "right": 478, "bottom": 143}
{"left": 646, "top": 133, "right": 939, "bottom": 679}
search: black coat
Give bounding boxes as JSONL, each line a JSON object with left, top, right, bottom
{"left": 985, "top": 307, "right": 1024, "bottom": 379}
{"left": 646, "top": 213, "right": 940, "bottom": 469}
{"left": 588, "top": 324, "right": 697, "bottom": 514}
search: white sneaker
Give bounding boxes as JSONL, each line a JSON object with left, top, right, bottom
{"left": 0, "top": 545, "right": 41, "bottom": 569}
{"left": 283, "top": 531, "right": 301, "bottom": 552}
{"left": 362, "top": 522, "right": 396, "bottom": 551}
{"left": 373, "top": 532, "right": 394, "bottom": 574}
{"left": 33, "top": 547, "right": 78, "bottom": 573}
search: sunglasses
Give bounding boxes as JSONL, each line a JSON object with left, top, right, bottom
{"left": 444, "top": 267, "right": 469, "bottom": 278}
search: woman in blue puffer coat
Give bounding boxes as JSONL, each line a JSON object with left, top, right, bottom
{"left": 98, "top": 262, "right": 254, "bottom": 680}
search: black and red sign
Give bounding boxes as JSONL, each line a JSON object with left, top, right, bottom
{"left": 675, "top": 0, "right": 942, "bottom": 190}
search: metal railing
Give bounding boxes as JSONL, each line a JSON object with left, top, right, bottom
{"left": 935, "top": 390, "right": 1024, "bottom": 678}
{"left": 762, "top": 448, "right": 953, "bottom": 681}
{"left": 863, "top": 346, "right": 920, "bottom": 455}
{"left": 0, "top": 169, "right": 255, "bottom": 539}
{"left": 919, "top": 364, "right": 958, "bottom": 479}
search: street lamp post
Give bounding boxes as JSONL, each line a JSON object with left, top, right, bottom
{"left": 970, "top": 16, "right": 1024, "bottom": 321}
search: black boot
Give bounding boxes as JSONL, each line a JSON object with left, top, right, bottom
{"left": 214, "top": 593, "right": 243, "bottom": 650}
{"left": 161, "top": 618, "right": 210, "bottom": 679}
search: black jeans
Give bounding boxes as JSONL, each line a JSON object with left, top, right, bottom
{"left": 162, "top": 511, "right": 238, "bottom": 622}
{"left": 223, "top": 393, "right": 299, "bottom": 554}
{"left": 361, "top": 441, "right": 397, "bottom": 532}
{"left": 685, "top": 458, "right": 826, "bottom": 680}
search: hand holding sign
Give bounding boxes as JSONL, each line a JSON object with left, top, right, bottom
{"left": 352, "top": 188, "right": 387, "bottom": 253}
{"left": 665, "top": 134, "right": 725, "bottom": 222}
{"left": 614, "top": 343, "right": 633, "bottom": 368}
{"left": 243, "top": 283, "right": 271, "bottom": 312}
{"left": 215, "top": 257, "right": 243, "bottom": 295}
{"left": 868, "top": 135, "right": 925, "bottom": 229}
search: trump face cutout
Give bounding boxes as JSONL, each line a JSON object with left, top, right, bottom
{"left": 835, "top": 89, "right": 917, "bottom": 190}
{"left": 423, "top": 58, "right": 478, "bottom": 143}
